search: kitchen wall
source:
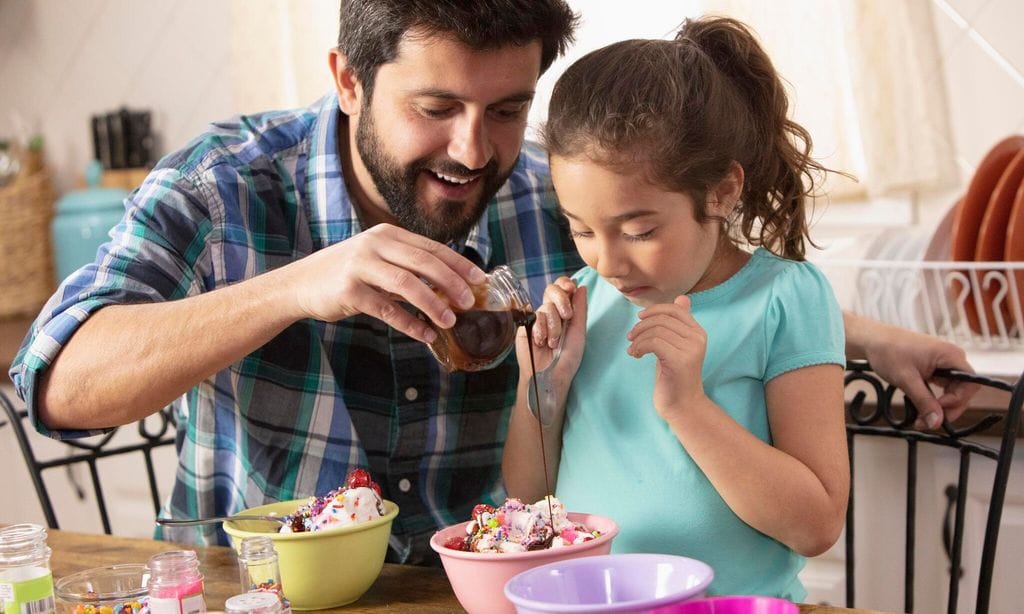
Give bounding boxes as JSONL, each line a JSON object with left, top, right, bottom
{"left": 1, "top": 0, "right": 1022, "bottom": 537}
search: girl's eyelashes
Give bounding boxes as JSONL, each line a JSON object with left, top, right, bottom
{"left": 568, "top": 228, "right": 656, "bottom": 241}
{"left": 625, "top": 229, "right": 656, "bottom": 242}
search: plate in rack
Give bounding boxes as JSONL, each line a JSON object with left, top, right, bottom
{"left": 951, "top": 135, "right": 1024, "bottom": 333}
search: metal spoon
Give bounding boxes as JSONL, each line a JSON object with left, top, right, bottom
{"left": 526, "top": 333, "right": 567, "bottom": 427}
{"left": 155, "top": 515, "right": 289, "bottom": 527}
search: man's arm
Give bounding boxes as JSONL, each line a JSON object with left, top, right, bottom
{"left": 843, "top": 311, "right": 978, "bottom": 429}
{"left": 37, "top": 224, "right": 486, "bottom": 430}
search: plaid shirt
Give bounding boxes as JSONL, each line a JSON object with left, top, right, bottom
{"left": 10, "top": 93, "right": 582, "bottom": 563}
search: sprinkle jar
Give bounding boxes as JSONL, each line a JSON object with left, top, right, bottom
{"left": 53, "top": 564, "right": 148, "bottom": 614}
{"left": 236, "top": 538, "right": 288, "bottom": 613}
{"left": 0, "top": 523, "right": 55, "bottom": 614}
{"left": 223, "top": 592, "right": 280, "bottom": 614}
{"left": 146, "top": 552, "right": 204, "bottom": 614}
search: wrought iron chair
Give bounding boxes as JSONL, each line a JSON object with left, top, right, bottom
{"left": 0, "top": 387, "right": 177, "bottom": 534}
{"left": 843, "top": 361, "right": 1024, "bottom": 614}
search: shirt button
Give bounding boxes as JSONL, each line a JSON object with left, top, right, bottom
{"left": 404, "top": 387, "right": 418, "bottom": 401}
{"left": 398, "top": 478, "right": 412, "bottom": 492}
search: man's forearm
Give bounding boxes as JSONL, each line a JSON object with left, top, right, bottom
{"left": 37, "top": 266, "right": 303, "bottom": 430}
{"left": 842, "top": 310, "right": 876, "bottom": 361}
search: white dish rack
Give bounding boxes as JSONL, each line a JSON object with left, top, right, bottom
{"left": 816, "top": 260, "right": 1024, "bottom": 351}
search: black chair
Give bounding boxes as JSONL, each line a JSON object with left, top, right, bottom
{"left": 843, "top": 361, "right": 1024, "bottom": 614}
{"left": 0, "top": 387, "right": 177, "bottom": 534}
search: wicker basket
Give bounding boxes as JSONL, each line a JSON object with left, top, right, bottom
{"left": 0, "top": 171, "right": 56, "bottom": 318}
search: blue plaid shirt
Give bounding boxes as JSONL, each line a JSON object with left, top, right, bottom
{"left": 10, "top": 93, "right": 583, "bottom": 563}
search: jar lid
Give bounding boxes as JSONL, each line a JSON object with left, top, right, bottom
{"left": 56, "top": 160, "right": 129, "bottom": 214}
{"left": 225, "top": 591, "right": 281, "bottom": 614}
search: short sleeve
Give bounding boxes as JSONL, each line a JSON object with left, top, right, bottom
{"left": 8, "top": 166, "right": 214, "bottom": 439}
{"left": 763, "top": 260, "right": 846, "bottom": 382}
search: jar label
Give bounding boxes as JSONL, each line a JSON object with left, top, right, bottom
{"left": 0, "top": 571, "right": 56, "bottom": 614}
{"left": 149, "top": 593, "right": 205, "bottom": 614}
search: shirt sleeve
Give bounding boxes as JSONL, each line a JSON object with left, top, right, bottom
{"left": 8, "top": 165, "right": 215, "bottom": 439}
{"left": 763, "top": 260, "right": 846, "bottom": 382}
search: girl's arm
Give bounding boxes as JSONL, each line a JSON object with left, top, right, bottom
{"left": 665, "top": 364, "right": 848, "bottom": 557}
{"left": 502, "top": 282, "right": 588, "bottom": 502}
{"left": 633, "top": 294, "right": 848, "bottom": 557}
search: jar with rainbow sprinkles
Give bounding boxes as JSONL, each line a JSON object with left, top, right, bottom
{"left": 236, "top": 537, "right": 289, "bottom": 614}
{"left": 53, "top": 564, "right": 148, "bottom": 614}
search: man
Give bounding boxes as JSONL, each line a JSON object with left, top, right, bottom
{"left": 10, "top": 0, "right": 974, "bottom": 564}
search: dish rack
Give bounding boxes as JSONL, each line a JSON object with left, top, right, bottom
{"left": 816, "top": 259, "right": 1024, "bottom": 351}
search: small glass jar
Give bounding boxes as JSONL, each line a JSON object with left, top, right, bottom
{"left": 236, "top": 537, "right": 288, "bottom": 613}
{"left": 146, "top": 551, "right": 205, "bottom": 614}
{"left": 0, "top": 524, "right": 55, "bottom": 614}
{"left": 54, "top": 564, "right": 148, "bottom": 614}
{"left": 424, "top": 265, "right": 535, "bottom": 371}
{"left": 223, "top": 592, "right": 280, "bottom": 614}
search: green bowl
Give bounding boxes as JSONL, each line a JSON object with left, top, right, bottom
{"left": 223, "top": 498, "right": 399, "bottom": 610}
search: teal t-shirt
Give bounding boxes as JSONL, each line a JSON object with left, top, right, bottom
{"left": 556, "top": 248, "right": 846, "bottom": 601}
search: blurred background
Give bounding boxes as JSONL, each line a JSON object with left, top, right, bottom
{"left": 1, "top": 1, "right": 1023, "bottom": 612}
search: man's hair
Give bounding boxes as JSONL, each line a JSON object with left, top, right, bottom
{"left": 338, "top": 0, "right": 577, "bottom": 98}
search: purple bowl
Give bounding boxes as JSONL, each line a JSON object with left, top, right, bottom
{"left": 646, "top": 596, "right": 798, "bottom": 614}
{"left": 503, "top": 553, "right": 713, "bottom": 614}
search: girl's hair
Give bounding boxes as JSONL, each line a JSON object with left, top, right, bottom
{"left": 543, "top": 16, "right": 832, "bottom": 260}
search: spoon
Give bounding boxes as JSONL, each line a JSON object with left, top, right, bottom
{"left": 526, "top": 332, "right": 567, "bottom": 427}
{"left": 155, "top": 515, "right": 289, "bottom": 528}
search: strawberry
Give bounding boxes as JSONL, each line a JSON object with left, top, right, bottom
{"left": 472, "top": 503, "right": 495, "bottom": 518}
{"left": 346, "top": 468, "right": 372, "bottom": 489}
{"left": 443, "top": 536, "right": 469, "bottom": 551}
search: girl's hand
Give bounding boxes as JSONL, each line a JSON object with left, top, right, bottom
{"left": 515, "top": 277, "right": 587, "bottom": 384}
{"left": 627, "top": 294, "right": 706, "bottom": 421}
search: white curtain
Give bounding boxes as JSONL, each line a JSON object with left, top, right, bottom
{"left": 225, "top": 0, "right": 958, "bottom": 201}
{"left": 700, "top": 0, "right": 957, "bottom": 200}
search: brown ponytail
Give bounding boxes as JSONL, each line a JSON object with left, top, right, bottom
{"left": 543, "top": 15, "right": 840, "bottom": 260}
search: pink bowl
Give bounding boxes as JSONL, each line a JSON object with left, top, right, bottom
{"left": 429, "top": 512, "right": 619, "bottom": 614}
{"left": 646, "top": 596, "right": 798, "bottom": 614}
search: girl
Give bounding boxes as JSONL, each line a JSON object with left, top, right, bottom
{"left": 502, "top": 16, "right": 849, "bottom": 601}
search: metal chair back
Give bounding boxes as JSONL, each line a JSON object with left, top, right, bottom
{"left": 844, "top": 362, "right": 1023, "bottom": 614}
{"left": 0, "top": 388, "right": 177, "bottom": 534}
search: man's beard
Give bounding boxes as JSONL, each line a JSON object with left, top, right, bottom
{"left": 355, "top": 104, "right": 515, "bottom": 244}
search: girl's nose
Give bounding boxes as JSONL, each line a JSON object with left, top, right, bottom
{"left": 594, "top": 240, "right": 629, "bottom": 280}
{"left": 447, "top": 113, "right": 493, "bottom": 170}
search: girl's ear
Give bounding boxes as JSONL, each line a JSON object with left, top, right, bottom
{"left": 710, "top": 162, "right": 745, "bottom": 216}
{"left": 328, "top": 49, "right": 363, "bottom": 116}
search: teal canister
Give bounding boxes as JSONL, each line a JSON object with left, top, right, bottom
{"left": 51, "top": 161, "right": 128, "bottom": 283}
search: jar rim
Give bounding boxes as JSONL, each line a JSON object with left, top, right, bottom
{"left": 54, "top": 564, "right": 149, "bottom": 601}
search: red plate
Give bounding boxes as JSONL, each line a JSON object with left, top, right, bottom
{"left": 975, "top": 148, "right": 1024, "bottom": 332}
{"left": 951, "top": 135, "right": 1024, "bottom": 333}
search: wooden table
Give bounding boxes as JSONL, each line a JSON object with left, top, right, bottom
{"left": 46, "top": 529, "right": 891, "bottom": 613}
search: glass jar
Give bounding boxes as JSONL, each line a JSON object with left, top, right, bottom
{"left": 236, "top": 538, "right": 288, "bottom": 613}
{"left": 0, "top": 524, "right": 55, "bottom": 614}
{"left": 223, "top": 592, "right": 280, "bottom": 614}
{"left": 424, "top": 265, "right": 535, "bottom": 371}
{"left": 53, "top": 564, "right": 148, "bottom": 614}
{"left": 146, "top": 551, "right": 204, "bottom": 614}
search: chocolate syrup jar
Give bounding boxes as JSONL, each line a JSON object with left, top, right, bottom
{"left": 424, "top": 265, "right": 535, "bottom": 371}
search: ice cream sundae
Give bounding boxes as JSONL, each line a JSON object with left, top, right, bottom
{"left": 279, "top": 469, "right": 385, "bottom": 533}
{"left": 443, "top": 496, "right": 600, "bottom": 553}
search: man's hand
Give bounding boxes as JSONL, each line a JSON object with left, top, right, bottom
{"left": 286, "top": 224, "right": 487, "bottom": 342}
{"left": 844, "top": 313, "right": 979, "bottom": 429}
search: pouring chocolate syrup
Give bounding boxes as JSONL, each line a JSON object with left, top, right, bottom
{"left": 421, "top": 266, "right": 555, "bottom": 514}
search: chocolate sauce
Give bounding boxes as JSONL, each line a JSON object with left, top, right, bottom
{"left": 431, "top": 307, "right": 536, "bottom": 371}
{"left": 524, "top": 318, "right": 555, "bottom": 519}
